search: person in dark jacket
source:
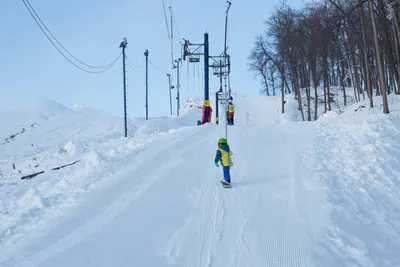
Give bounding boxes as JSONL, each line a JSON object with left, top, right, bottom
{"left": 214, "top": 138, "right": 233, "bottom": 185}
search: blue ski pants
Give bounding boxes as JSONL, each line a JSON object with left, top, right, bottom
{"left": 223, "top": 166, "right": 231, "bottom": 182}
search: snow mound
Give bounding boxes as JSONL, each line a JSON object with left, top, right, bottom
{"left": 0, "top": 96, "right": 205, "bottom": 256}
{"left": 71, "top": 104, "right": 110, "bottom": 116}
{"left": 126, "top": 138, "right": 148, "bottom": 150}
{"left": 0, "top": 99, "right": 77, "bottom": 138}
{"left": 311, "top": 94, "right": 400, "bottom": 266}
{"left": 82, "top": 150, "right": 104, "bottom": 172}
{"left": 132, "top": 100, "right": 201, "bottom": 139}
{"left": 228, "top": 95, "right": 296, "bottom": 125}
{"left": 5, "top": 99, "right": 76, "bottom": 121}
{"left": 134, "top": 119, "right": 182, "bottom": 138}
{"left": 180, "top": 97, "right": 203, "bottom": 114}
{"left": 63, "top": 141, "right": 85, "bottom": 157}
{"left": 16, "top": 188, "right": 44, "bottom": 211}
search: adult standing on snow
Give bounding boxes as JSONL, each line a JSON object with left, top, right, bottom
{"left": 227, "top": 101, "right": 235, "bottom": 125}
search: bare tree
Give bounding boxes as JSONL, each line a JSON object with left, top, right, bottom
{"left": 248, "top": 0, "right": 396, "bottom": 116}
{"left": 368, "top": 0, "right": 390, "bottom": 113}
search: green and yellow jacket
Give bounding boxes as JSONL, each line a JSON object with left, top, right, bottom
{"left": 214, "top": 144, "right": 233, "bottom": 167}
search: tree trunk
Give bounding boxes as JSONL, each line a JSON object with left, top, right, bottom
{"left": 378, "top": 0, "right": 399, "bottom": 96}
{"left": 331, "top": 58, "right": 337, "bottom": 86}
{"left": 310, "top": 53, "right": 319, "bottom": 120}
{"left": 306, "top": 88, "right": 311, "bottom": 121}
{"left": 281, "top": 69, "right": 285, "bottom": 113}
{"left": 347, "top": 28, "right": 362, "bottom": 102}
{"left": 306, "top": 69, "right": 312, "bottom": 121}
{"left": 262, "top": 72, "right": 270, "bottom": 96}
{"left": 368, "top": 0, "right": 389, "bottom": 113}
{"left": 322, "top": 54, "right": 328, "bottom": 113}
{"left": 270, "top": 67, "right": 276, "bottom": 96}
{"left": 292, "top": 65, "right": 305, "bottom": 121}
{"left": 392, "top": 2, "right": 400, "bottom": 94}
{"left": 369, "top": 59, "right": 380, "bottom": 96}
{"left": 340, "top": 59, "right": 347, "bottom": 106}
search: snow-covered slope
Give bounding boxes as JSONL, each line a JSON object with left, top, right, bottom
{"left": 310, "top": 94, "right": 400, "bottom": 266}
{"left": 1, "top": 93, "right": 400, "bottom": 267}
{"left": 0, "top": 98, "right": 201, "bottom": 256}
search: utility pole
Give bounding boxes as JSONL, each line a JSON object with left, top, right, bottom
{"left": 144, "top": 49, "right": 149, "bottom": 120}
{"left": 119, "top": 38, "right": 128, "bottom": 138}
{"left": 215, "top": 61, "right": 223, "bottom": 124}
{"left": 175, "top": 58, "right": 181, "bottom": 116}
{"left": 228, "top": 55, "right": 231, "bottom": 98}
{"left": 167, "top": 73, "right": 173, "bottom": 115}
{"left": 215, "top": 91, "right": 220, "bottom": 124}
{"left": 224, "top": 75, "right": 228, "bottom": 140}
{"left": 219, "top": 60, "right": 223, "bottom": 93}
{"left": 203, "top": 32, "right": 211, "bottom": 124}
{"left": 224, "top": 1, "right": 232, "bottom": 138}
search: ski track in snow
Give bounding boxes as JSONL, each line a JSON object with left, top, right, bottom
{"left": 11, "top": 95, "right": 398, "bottom": 266}
{"left": 1, "top": 120, "right": 330, "bottom": 267}
{"left": 3, "top": 92, "right": 400, "bottom": 267}
{"left": 135, "top": 123, "right": 327, "bottom": 267}
{"left": 1, "top": 126, "right": 204, "bottom": 267}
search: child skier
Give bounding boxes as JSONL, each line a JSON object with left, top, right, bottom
{"left": 214, "top": 138, "right": 233, "bottom": 186}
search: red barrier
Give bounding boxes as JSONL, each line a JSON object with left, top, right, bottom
{"left": 201, "top": 106, "right": 213, "bottom": 124}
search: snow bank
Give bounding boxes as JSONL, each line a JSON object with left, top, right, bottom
{"left": 298, "top": 86, "right": 357, "bottom": 121}
{"left": 132, "top": 98, "right": 201, "bottom": 138}
{"left": 63, "top": 141, "right": 85, "bottom": 157}
{"left": 0, "top": 97, "right": 203, "bottom": 253}
{"left": 134, "top": 119, "right": 182, "bottom": 138}
{"left": 311, "top": 94, "right": 400, "bottom": 266}
{"left": 281, "top": 94, "right": 303, "bottom": 123}
{"left": 0, "top": 99, "right": 76, "bottom": 131}
{"left": 70, "top": 103, "right": 112, "bottom": 116}
{"left": 82, "top": 150, "right": 104, "bottom": 172}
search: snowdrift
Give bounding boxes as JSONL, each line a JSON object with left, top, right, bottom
{"left": 0, "top": 98, "right": 202, "bottom": 252}
{"left": 310, "top": 94, "right": 400, "bottom": 266}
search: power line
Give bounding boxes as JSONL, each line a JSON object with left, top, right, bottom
{"left": 169, "top": 6, "right": 174, "bottom": 70}
{"left": 126, "top": 57, "right": 144, "bottom": 73}
{"left": 170, "top": 7, "right": 182, "bottom": 45}
{"left": 127, "top": 57, "right": 145, "bottom": 68}
{"left": 161, "top": 0, "right": 172, "bottom": 48}
{"left": 127, "top": 63, "right": 143, "bottom": 73}
{"left": 25, "top": 0, "right": 117, "bottom": 69}
{"left": 21, "top": 0, "right": 120, "bottom": 73}
{"left": 148, "top": 60, "right": 172, "bottom": 74}
{"left": 168, "top": 3, "right": 182, "bottom": 72}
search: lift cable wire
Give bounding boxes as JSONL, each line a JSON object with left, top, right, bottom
{"left": 22, "top": 0, "right": 121, "bottom": 73}
{"left": 127, "top": 57, "right": 145, "bottom": 68}
{"left": 148, "top": 60, "right": 173, "bottom": 74}
{"left": 126, "top": 57, "right": 145, "bottom": 73}
{"left": 161, "top": 0, "right": 173, "bottom": 50}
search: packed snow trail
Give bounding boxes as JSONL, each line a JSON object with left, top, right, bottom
{"left": 1, "top": 102, "right": 331, "bottom": 267}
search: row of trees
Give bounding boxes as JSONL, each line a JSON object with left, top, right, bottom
{"left": 248, "top": 0, "right": 400, "bottom": 120}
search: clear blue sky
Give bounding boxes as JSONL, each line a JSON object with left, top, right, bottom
{"left": 0, "top": 0, "right": 303, "bottom": 118}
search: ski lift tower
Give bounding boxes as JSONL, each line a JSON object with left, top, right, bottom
{"left": 182, "top": 33, "right": 230, "bottom": 125}
{"left": 210, "top": 54, "right": 230, "bottom": 124}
